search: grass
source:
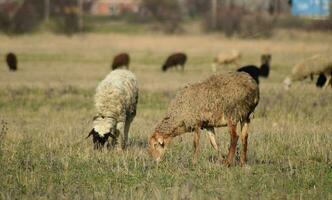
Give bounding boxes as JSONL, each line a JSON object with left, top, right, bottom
{"left": 0, "top": 30, "right": 332, "bottom": 199}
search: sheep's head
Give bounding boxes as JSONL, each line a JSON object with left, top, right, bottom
{"left": 261, "top": 54, "right": 272, "bottom": 65}
{"left": 162, "top": 64, "right": 167, "bottom": 72}
{"left": 283, "top": 77, "right": 292, "bottom": 90}
{"left": 87, "top": 115, "right": 115, "bottom": 150}
{"left": 148, "top": 131, "right": 171, "bottom": 162}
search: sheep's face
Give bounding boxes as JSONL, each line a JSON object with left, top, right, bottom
{"left": 283, "top": 77, "right": 292, "bottom": 90}
{"left": 162, "top": 64, "right": 167, "bottom": 72}
{"left": 87, "top": 128, "right": 111, "bottom": 150}
{"left": 148, "top": 132, "right": 171, "bottom": 162}
{"left": 87, "top": 116, "right": 115, "bottom": 150}
{"left": 93, "top": 116, "right": 113, "bottom": 136}
{"left": 261, "top": 54, "right": 272, "bottom": 65}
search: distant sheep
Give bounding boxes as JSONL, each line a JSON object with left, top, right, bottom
{"left": 111, "top": 53, "right": 130, "bottom": 70}
{"left": 212, "top": 50, "right": 241, "bottom": 72}
{"left": 6, "top": 52, "right": 17, "bottom": 71}
{"left": 237, "top": 54, "right": 272, "bottom": 84}
{"left": 284, "top": 55, "right": 332, "bottom": 89}
{"left": 149, "top": 72, "right": 259, "bottom": 166}
{"left": 87, "top": 69, "right": 138, "bottom": 150}
{"left": 162, "top": 52, "right": 187, "bottom": 72}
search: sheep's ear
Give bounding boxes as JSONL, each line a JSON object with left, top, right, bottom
{"left": 86, "top": 129, "right": 95, "bottom": 139}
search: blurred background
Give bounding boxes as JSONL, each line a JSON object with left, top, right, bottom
{"left": 0, "top": 0, "right": 331, "bottom": 37}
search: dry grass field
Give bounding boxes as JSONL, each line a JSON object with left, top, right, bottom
{"left": 0, "top": 31, "right": 332, "bottom": 199}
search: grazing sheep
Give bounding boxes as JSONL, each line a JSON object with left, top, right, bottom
{"left": 284, "top": 55, "right": 332, "bottom": 89}
{"left": 162, "top": 52, "right": 187, "bottom": 72}
{"left": 237, "top": 54, "right": 272, "bottom": 84}
{"left": 6, "top": 52, "right": 17, "bottom": 71}
{"left": 111, "top": 53, "right": 130, "bottom": 70}
{"left": 149, "top": 72, "right": 259, "bottom": 166}
{"left": 212, "top": 50, "right": 241, "bottom": 72}
{"left": 87, "top": 69, "right": 138, "bottom": 150}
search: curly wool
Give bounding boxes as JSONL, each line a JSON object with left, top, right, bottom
{"left": 155, "top": 72, "right": 259, "bottom": 136}
{"left": 94, "top": 69, "right": 138, "bottom": 136}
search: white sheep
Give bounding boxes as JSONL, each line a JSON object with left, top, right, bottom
{"left": 87, "top": 69, "right": 138, "bottom": 150}
{"left": 212, "top": 50, "right": 241, "bottom": 72}
{"left": 284, "top": 55, "right": 332, "bottom": 89}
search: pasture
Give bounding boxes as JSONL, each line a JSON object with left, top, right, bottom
{"left": 0, "top": 31, "right": 331, "bottom": 199}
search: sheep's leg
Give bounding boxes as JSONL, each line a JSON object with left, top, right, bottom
{"left": 240, "top": 121, "right": 249, "bottom": 166}
{"left": 114, "top": 122, "right": 125, "bottom": 151}
{"left": 323, "top": 74, "right": 331, "bottom": 89}
{"left": 225, "top": 120, "right": 239, "bottom": 167}
{"left": 193, "top": 126, "right": 201, "bottom": 161}
{"left": 310, "top": 74, "right": 314, "bottom": 81}
{"left": 206, "top": 127, "right": 218, "bottom": 151}
{"left": 123, "top": 117, "right": 133, "bottom": 149}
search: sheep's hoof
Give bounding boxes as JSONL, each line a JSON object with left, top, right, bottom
{"left": 240, "top": 159, "right": 247, "bottom": 167}
{"left": 223, "top": 160, "right": 232, "bottom": 167}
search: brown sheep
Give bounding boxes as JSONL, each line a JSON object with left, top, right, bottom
{"left": 149, "top": 72, "right": 260, "bottom": 166}
{"left": 111, "top": 53, "right": 130, "bottom": 70}
{"left": 6, "top": 52, "right": 18, "bottom": 71}
{"left": 162, "top": 52, "right": 187, "bottom": 72}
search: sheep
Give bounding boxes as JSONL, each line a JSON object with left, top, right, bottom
{"left": 149, "top": 72, "right": 259, "bottom": 166}
{"left": 111, "top": 53, "right": 130, "bottom": 70}
{"left": 87, "top": 69, "right": 138, "bottom": 150}
{"left": 162, "top": 52, "right": 187, "bottom": 72}
{"left": 237, "top": 54, "right": 272, "bottom": 84}
{"left": 6, "top": 52, "right": 18, "bottom": 71}
{"left": 212, "top": 50, "right": 241, "bottom": 72}
{"left": 284, "top": 55, "right": 332, "bottom": 89}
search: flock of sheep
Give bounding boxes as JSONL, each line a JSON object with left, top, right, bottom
{"left": 84, "top": 51, "right": 331, "bottom": 166}
{"left": 3, "top": 51, "right": 332, "bottom": 166}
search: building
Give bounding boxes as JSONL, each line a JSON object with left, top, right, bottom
{"left": 90, "top": 0, "right": 140, "bottom": 16}
{"left": 291, "top": 0, "right": 330, "bottom": 19}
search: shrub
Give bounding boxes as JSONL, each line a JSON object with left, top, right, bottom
{"left": 204, "top": 3, "right": 275, "bottom": 38}
{"left": 140, "top": 0, "right": 183, "bottom": 33}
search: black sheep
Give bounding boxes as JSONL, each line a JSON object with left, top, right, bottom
{"left": 111, "top": 53, "right": 130, "bottom": 70}
{"left": 259, "top": 54, "right": 271, "bottom": 77}
{"left": 6, "top": 52, "right": 18, "bottom": 71}
{"left": 237, "top": 54, "right": 271, "bottom": 84}
{"left": 162, "top": 52, "right": 187, "bottom": 72}
{"left": 237, "top": 65, "right": 260, "bottom": 83}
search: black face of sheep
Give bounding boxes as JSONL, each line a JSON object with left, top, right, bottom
{"left": 316, "top": 73, "right": 327, "bottom": 88}
{"left": 87, "top": 128, "right": 114, "bottom": 150}
{"left": 260, "top": 54, "right": 271, "bottom": 78}
{"left": 6, "top": 52, "right": 18, "bottom": 71}
{"left": 112, "top": 53, "right": 130, "bottom": 70}
{"left": 261, "top": 54, "right": 271, "bottom": 65}
{"left": 162, "top": 53, "right": 187, "bottom": 72}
